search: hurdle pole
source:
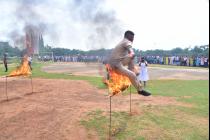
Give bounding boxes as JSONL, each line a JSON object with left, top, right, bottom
{"left": 109, "top": 96, "right": 112, "bottom": 140}
{"left": 130, "top": 85, "right": 132, "bottom": 114}
{"left": 5, "top": 76, "right": 8, "bottom": 101}
{"left": 30, "top": 76, "right": 33, "bottom": 93}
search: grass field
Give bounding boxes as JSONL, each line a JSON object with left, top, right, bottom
{"left": 0, "top": 62, "right": 209, "bottom": 140}
{"left": 80, "top": 79, "right": 209, "bottom": 140}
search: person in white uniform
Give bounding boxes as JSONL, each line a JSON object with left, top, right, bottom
{"left": 138, "top": 57, "right": 149, "bottom": 88}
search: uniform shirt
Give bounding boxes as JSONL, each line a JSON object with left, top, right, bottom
{"left": 109, "top": 38, "right": 133, "bottom": 64}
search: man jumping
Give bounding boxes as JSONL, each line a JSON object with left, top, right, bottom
{"left": 108, "top": 30, "right": 151, "bottom": 96}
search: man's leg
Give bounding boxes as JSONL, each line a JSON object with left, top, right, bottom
{"left": 115, "top": 65, "right": 142, "bottom": 91}
{"left": 28, "top": 62, "right": 32, "bottom": 70}
{"left": 144, "top": 81, "right": 146, "bottom": 88}
{"left": 115, "top": 64, "right": 151, "bottom": 96}
{"left": 122, "top": 57, "right": 135, "bottom": 71}
{"left": 30, "top": 64, "right": 32, "bottom": 70}
{"left": 4, "top": 63, "right": 8, "bottom": 72}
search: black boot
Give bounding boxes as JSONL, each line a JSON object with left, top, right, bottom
{"left": 138, "top": 90, "right": 151, "bottom": 96}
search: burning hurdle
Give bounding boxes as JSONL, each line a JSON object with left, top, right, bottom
{"left": 105, "top": 64, "right": 132, "bottom": 139}
{"left": 4, "top": 55, "right": 33, "bottom": 101}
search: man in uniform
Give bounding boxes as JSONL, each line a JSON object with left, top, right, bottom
{"left": 3, "top": 53, "right": 8, "bottom": 72}
{"left": 108, "top": 30, "right": 151, "bottom": 96}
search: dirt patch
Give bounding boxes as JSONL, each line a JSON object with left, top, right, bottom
{"left": 0, "top": 78, "right": 192, "bottom": 140}
{"left": 42, "top": 62, "right": 101, "bottom": 76}
{"left": 42, "top": 62, "right": 209, "bottom": 80}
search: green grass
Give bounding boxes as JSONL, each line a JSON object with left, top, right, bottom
{"left": 126, "top": 80, "right": 209, "bottom": 117}
{"left": 147, "top": 80, "right": 209, "bottom": 117}
{"left": 1, "top": 62, "right": 209, "bottom": 140}
{"left": 0, "top": 63, "right": 19, "bottom": 76}
{"left": 81, "top": 79, "right": 209, "bottom": 140}
{"left": 32, "top": 62, "right": 106, "bottom": 88}
{"left": 0, "top": 62, "right": 106, "bottom": 89}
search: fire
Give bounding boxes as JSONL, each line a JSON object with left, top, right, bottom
{"left": 105, "top": 64, "right": 131, "bottom": 96}
{"left": 8, "top": 55, "right": 32, "bottom": 77}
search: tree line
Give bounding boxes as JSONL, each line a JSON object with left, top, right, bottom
{"left": 0, "top": 42, "right": 21, "bottom": 57}
{"left": 0, "top": 41, "right": 209, "bottom": 57}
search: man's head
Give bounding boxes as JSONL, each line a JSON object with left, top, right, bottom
{"left": 124, "top": 30, "right": 135, "bottom": 42}
{"left": 141, "top": 57, "right": 144, "bottom": 62}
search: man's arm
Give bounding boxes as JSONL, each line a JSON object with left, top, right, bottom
{"left": 128, "top": 47, "right": 135, "bottom": 58}
{"left": 123, "top": 39, "right": 135, "bottom": 58}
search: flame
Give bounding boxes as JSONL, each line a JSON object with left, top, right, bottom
{"left": 105, "top": 64, "right": 131, "bottom": 96}
{"left": 25, "top": 29, "right": 34, "bottom": 55}
{"left": 8, "top": 55, "right": 32, "bottom": 77}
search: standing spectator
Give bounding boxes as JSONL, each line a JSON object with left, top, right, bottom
{"left": 200, "top": 56, "right": 205, "bottom": 67}
{"left": 196, "top": 57, "right": 200, "bottom": 67}
{"left": 183, "top": 56, "right": 187, "bottom": 66}
{"left": 204, "top": 57, "right": 208, "bottom": 68}
{"left": 189, "top": 57, "right": 193, "bottom": 67}
{"left": 166, "top": 56, "right": 169, "bottom": 65}
{"left": 137, "top": 57, "right": 149, "bottom": 88}
{"left": 160, "top": 56, "right": 164, "bottom": 64}
{"left": 3, "top": 53, "right": 8, "bottom": 72}
{"left": 193, "top": 56, "right": 196, "bottom": 67}
{"left": 186, "top": 57, "right": 190, "bottom": 66}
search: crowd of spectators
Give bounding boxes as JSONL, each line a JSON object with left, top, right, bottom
{"left": 38, "top": 55, "right": 104, "bottom": 63}
{"left": 38, "top": 55, "right": 209, "bottom": 68}
{"left": 140, "top": 56, "right": 209, "bottom": 67}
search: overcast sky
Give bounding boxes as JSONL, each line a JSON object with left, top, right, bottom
{"left": 0, "top": 0, "right": 209, "bottom": 51}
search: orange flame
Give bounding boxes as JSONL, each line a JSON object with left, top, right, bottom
{"left": 8, "top": 55, "right": 32, "bottom": 77}
{"left": 105, "top": 64, "right": 131, "bottom": 96}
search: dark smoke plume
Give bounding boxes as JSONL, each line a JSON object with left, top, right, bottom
{"left": 70, "top": 0, "right": 123, "bottom": 49}
{"left": 1, "top": 0, "right": 124, "bottom": 50}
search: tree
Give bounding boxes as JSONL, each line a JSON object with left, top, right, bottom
{"left": 0, "top": 42, "right": 21, "bottom": 57}
{"left": 171, "top": 47, "right": 183, "bottom": 56}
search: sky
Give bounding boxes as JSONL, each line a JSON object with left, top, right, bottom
{"left": 0, "top": 0, "right": 209, "bottom": 51}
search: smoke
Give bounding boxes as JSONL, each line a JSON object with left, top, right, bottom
{"left": 70, "top": 0, "right": 123, "bottom": 49}
{"left": 0, "top": 0, "right": 124, "bottom": 50}
{"left": 0, "top": 0, "right": 48, "bottom": 49}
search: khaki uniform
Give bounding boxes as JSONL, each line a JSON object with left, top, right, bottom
{"left": 108, "top": 38, "right": 143, "bottom": 91}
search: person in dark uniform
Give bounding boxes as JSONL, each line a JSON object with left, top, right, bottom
{"left": 3, "top": 53, "right": 8, "bottom": 72}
